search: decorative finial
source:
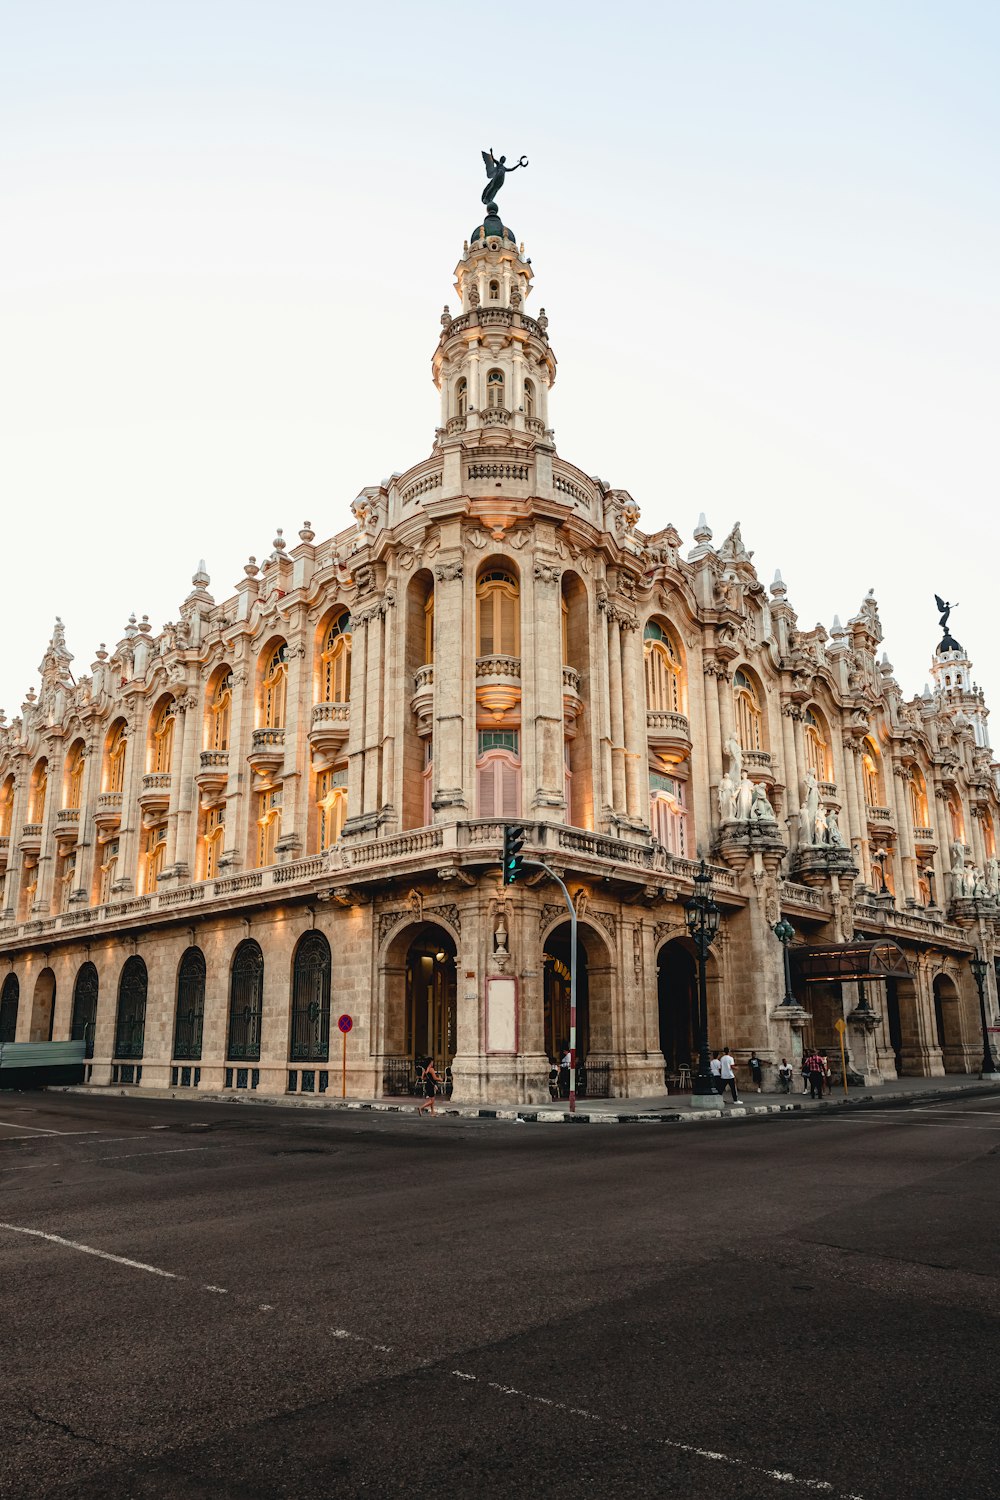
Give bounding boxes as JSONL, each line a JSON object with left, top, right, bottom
{"left": 440, "top": 304, "right": 451, "bottom": 329}
{"left": 770, "top": 569, "right": 787, "bottom": 599}
{"left": 299, "top": 520, "right": 315, "bottom": 543}
{"left": 192, "top": 559, "right": 210, "bottom": 588}
{"left": 244, "top": 556, "right": 259, "bottom": 578}
{"left": 138, "top": 614, "right": 152, "bottom": 634}
{"left": 95, "top": 643, "right": 108, "bottom": 661}
{"left": 272, "top": 528, "right": 287, "bottom": 559}
{"left": 126, "top": 613, "right": 138, "bottom": 638}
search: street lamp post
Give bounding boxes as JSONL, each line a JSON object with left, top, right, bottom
{"left": 773, "top": 918, "right": 796, "bottom": 1006}
{"left": 685, "top": 859, "right": 721, "bottom": 1107}
{"left": 969, "top": 951, "right": 999, "bottom": 1078}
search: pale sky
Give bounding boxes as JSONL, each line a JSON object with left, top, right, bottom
{"left": 2, "top": 2, "right": 998, "bottom": 727}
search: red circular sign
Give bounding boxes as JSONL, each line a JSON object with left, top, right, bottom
{"left": 337, "top": 1014, "right": 353, "bottom": 1034}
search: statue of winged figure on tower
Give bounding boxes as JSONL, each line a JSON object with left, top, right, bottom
{"left": 481, "top": 148, "right": 529, "bottom": 208}
{"left": 935, "top": 594, "right": 958, "bottom": 633}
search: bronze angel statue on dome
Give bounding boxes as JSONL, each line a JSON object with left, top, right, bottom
{"left": 481, "top": 148, "right": 529, "bottom": 207}
{"left": 935, "top": 594, "right": 958, "bottom": 633}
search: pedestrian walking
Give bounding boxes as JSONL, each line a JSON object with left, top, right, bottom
{"left": 709, "top": 1050, "right": 723, "bottom": 1095}
{"left": 821, "top": 1050, "right": 832, "bottom": 1095}
{"left": 806, "top": 1048, "right": 825, "bottom": 1100}
{"left": 417, "top": 1057, "right": 442, "bottom": 1115}
{"left": 560, "top": 1046, "right": 572, "bottom": 1098}
{"left": 548, "top": 1058, "right": 560, "bottom": 1101}
{"left": 719, "top": 1047, "right": 740, "bottom": 1103}
{"left": 801, "top": 1054, "right": 811, "bottom": 1095}
{"left": 777, "top": 1057, "right": 793, "bottom": 1093}
{"left": 749, "top": 1052, "right": 764, "bottom": 1093}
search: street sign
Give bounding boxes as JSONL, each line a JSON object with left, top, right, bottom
{"left": 338, "top": 1014, "right": 353, "bottom": 1033}
{"left": 338, "top": 1015, "right": 353, "bottom": 1099}
{"left": 834, "top": 1018, "right": 846, "bottom": 1034}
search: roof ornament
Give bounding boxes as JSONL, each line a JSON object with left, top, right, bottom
{"left": 481, "top": 148, "right": 528, "bottom": 211}
{"left": 935, "top": 594, "right": 963, "bottom": 652}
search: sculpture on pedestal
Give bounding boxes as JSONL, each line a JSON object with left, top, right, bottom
{"left": 735, "top": 770, "right": 754, "bottom": 821}
{"left": 724, "top": 732, "right": 742, "bottom": 785}
{"left": 751, "top": 783, "right": 777, "bottom": 822}
{"left": 718, "top": 770, "right": 736, "bottom": 823}
{"left": 825, "top": 808, "right": 844, "bottom": 846}
{"left": 481, "top": 149, "right": 529, "bottom": 208}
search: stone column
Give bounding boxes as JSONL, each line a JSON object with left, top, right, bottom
{"left": 380, "top": 594, "right": 399, "bottom": 835}
{"left": 467, "top": 344, "right": 481, "bottom": 415}
{"left": 34, "top": 743, "right": 66, "bottom": 913}
{"left": 278, "top": 624, "right": 309, "bottom": 855}
{"left": 363, "top": 604, "right": 387, "bottom": 818}
{"left": 1, "top": 761, "right": 29, "bottom": 917}
{"left": 70, "top": 737, "right": 101, "bottom": 905}
{"left": 529, "top": 562, "right": 564, "bottom": 813}
{"left": 163, "top": 696, "right": 192, "bottom": 875}
{"left": 622, "top": 619, "right": 647, "bottom": 824}
{"left": 841, "top": 741, "right": 870, "bottom": 886}
{"left": 780, "top": 705, "right": 799, "bottom": 841}
{"left": 432, "top": 560, "right": 467, "bottom": 816}
{"left": 703, "top": 663, "right": 723, "bottom": 797}
{"left": 114, "top": 702, "right": 147, "bottom": 894}
{"left": 224, "top": 650, "right": 254, "bottom": 870}
{"left": 607, "top": 614, "right": 626, "bottom": 814}
{"left": 891, "top": 767, "right": 918, "bottom": 902}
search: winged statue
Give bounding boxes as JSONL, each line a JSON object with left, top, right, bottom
{"left": 935, "top": 595, "right": 958, "bottom": 633}
{"left": 481, "top": 148, "right": 529, "bottom": 208}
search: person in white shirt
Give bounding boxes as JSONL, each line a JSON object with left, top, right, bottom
{"left": 719, "top": 1047, "right": 740, "bottom": 1103}
{"left": 709, "top": 1051, "right": 723, "bottom": 1095}
{"left": 777, "top": 1057, "right": 793, "bottom": 1093}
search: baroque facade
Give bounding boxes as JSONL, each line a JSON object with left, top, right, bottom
{"left": 1, "top": 198, "right": 999, "bottom": 1103}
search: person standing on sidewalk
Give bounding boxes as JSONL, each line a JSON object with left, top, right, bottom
{"left": 749, "top": 1052, "right": 764, "bottom": 1093}
{"left": 709, "top": 1050, "right": 723, "bottom": 1095}
{"left": 807, "top": 1049, "right": 825, "bottom": 1100}
{"left": 801, "top": 1053, "right": 811, "bottom": 1095}
{"left": 719, "top": 1047, "right": 740, "bottom": 1104}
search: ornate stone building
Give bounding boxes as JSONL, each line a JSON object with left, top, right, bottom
{"left": 1, "top": 198, "right": 998, "bottom": 1102}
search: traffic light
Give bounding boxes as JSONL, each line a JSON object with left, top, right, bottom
{"left": 502, "top": 824, "right": 526, "bottom": 886}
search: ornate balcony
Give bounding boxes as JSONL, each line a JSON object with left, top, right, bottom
{"left": 248, "top": 726, "right": 286, "bottom": 778}
{"left": 480, "top": 406, "right": 512, "bottom": 429}
{"left": 138, "top": 772, "right": 172, "bottom": 811}
{"left": 866, "top": 804, "right": 894, "bottom": 826}
{"left": 309, "top": 703, "right": 350, "bottom": 763}
{"left": 475, "top": 656, "right": 522, "bottom": 722}
{"left": 563, "top": 665, "right": 583, "bottom": 728}
{"left": 94, "top": 791, "right": 123, "bottom": 830}
{"left": 913, "top": 825, "right": 936, "bottom": 846}
{"left": 743, "top": 749, "right": 773, "bottom": 773}
{"left": 197, "top": 749, "right": 229, "bottom": 799}
{"left": 20, "top": 822, "right": 42, "bottom": 852}
{"left": 646, "top": 710, "right": 692, "bottom": 765}
{"left": 55, "top": 807, "right": 80, "bottom": 847}
{"left": 411, "top": 667, "right": 434, "bottom": 739}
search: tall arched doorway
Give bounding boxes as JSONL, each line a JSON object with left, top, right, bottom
{"left": 114, "top": 956, "right": 147, "bottom": 1061}
{"left": 290, "top": 931, "right": 332, "bottom": 1062}
{"left": 543, "top": 925, "right": 589, "bottom": 1065}
{"left": 933, "top": 973, "right": 966, "bottom": 1073}
{"left": 405, "top": 925, "right": 457, "bottom": 1070}
{"left": 71, "top": 963, "right": 99, "bottom": 1058}
{"left": 228, "top": 940, "right": 264, "bottom": 1062}
{"left": 0, "top": 974, "right": 19, "bottom": 1043}
{"left": 30, "top": 968, "right": 56, "bottom": 1043}
{"left": 657, "top": 939, "right": 697, "bottom": 1075}
{"left": 174, "top": 947, "right": 206, "bottom": 1060}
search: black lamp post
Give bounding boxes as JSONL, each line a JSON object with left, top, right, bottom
{"left": 773, "top": 918, "right": 796, "bottom": 1005}
{"left": 685, "top": 859, "right": 721, "bottom": 1105}
{"left": 969, "top": 951, "right": 998, "bottom": 1077}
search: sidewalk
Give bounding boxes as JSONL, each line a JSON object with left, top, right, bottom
{"left": 57, "top": 1073, "right": 1000, "bottom": 1127}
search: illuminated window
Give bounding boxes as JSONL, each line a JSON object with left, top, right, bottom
{"left": 140, "top": 824, "right": 167, "bottom": 895}
{"left": 476, "top": 731, "right": 520, "bottom": 817}
{"left": 477, "top": 570, "right": 519, "bottom": 656}
{"left": 208, "top": 672, "right": 232, "bottom": 752}
{"left": 98, "top": 838, "right": 119, "bottom": 905}
{"left": 423, "top": 740, "right": 433, "bottom": 826}
{"left": 803, "top": 709, "right": 830, "bottom": 781}
{"left": 644, "top": 621, "right": 684, "bottom": 713}
{"left": 57, "top": 848, "right": 77, "bottom": 913}
{"left": 150, "top": 700, "right": 175, "bottom": 775}
{"left": 0, "top": 775, "right": 14, "bottom": 838}
{"left": 257, "top": 787, "right": 282, "bottom": 868}
{"left": 650, "top": 771, "right": 689, "bottom": 857}
{"left": 105, "top": 722, "right": 126, "bottom": 794}
{"left": 28, "top": 760, "right": 47, "bottom": 824}
{"left": 524, "top": 379, "right": 536, "bottom": 419}
{"left": 486, "top": 369, "right": 505, "bottom": 410}
{"left": 261, "top": 644, "right": 288, "bottom": 729}
{"left": 862, "top": 739, "right": 881, "bottom": 806}
{"left": 734, "top": 670, "right": 762, "bottom": 751}
{"left": 20, "top": 857, "right": 38, "bottom": 916}
{"left": 909, "top": 771, "right": 930, "bottom": 829}
{"left": 321, "top": 614, "right": 352, "bottom": 703}
{"left": 948, "top": 796, "right": 964, "bottom": 843}
{"left": 456, "top": 378, "right": 467, "bottom": 419}
{"left": 65, "top": 743, "right": 85, "bottom": 809}
{"left": 202, "top": 805, "right": 225, "bottom": 881}
{"left": 316, "top": 764, "right": 348, "bottom": 851}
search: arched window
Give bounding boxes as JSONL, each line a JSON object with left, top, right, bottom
{"left": 228, "top": 940, "right": 264, "bottom": 1062}
{"left": 734, "top": 670, "right": 763, "bottom": 751}
{"left": 486, "top": 368, "right": 505, "bottom": 410}
{"left": 316, "top": 764, "right": 348, "bottom": 851}
{"left": 56, "top": 847, "right": 78, "bottom": 913}
{"left": 139, "top": 824, "right": 167, "bottom": 895}
{"left": 524, "top": 379, "right": 536, "bottom": 419}
{"left": 260, "top": 643, "right": 288, "bottom": 729}
{"left": 488, "top": 278, "right": 500, "bottom": 301}
{"left": 98, "top": 837, "right": 119, "bottom": 905}
{"left": 28, "top": 760, "right": 47, "bottom": 824}
{"left": 71, "top": 963, "right": 98, "bottom": 1059}
{"left": 0, "top": 974, "right": 18, "bottom": 1044}
{"left": 114, "top": 956, "right": 147, "bottom": 1060}
{"left": 105, "top": 721, "right": 127, "bottom": 795}
{"left": 476, "top": 730, "right": 520, "bottom": 818}
{"left": 174, "top": 947, "right": 206, "bottom": 1061}
{"left": 208, "top": 671, "right": 232, "bottom": 752}
{"left": 321, "top": 613, "right": 352, "bottom": 703}
{"left": 0, "top": 775, "right": 14, "bottom": 839}
{"left": 477, "top": 569, "right": 519, "bottom": 656}
{"left": 257, "top": 786, "right": 282, "bottom": 868}
{"left": 64, "top": 742, "right": 85, "bottom": 809}
{"left": 290, "top": 931, "right": 332, "bottom": 1062}
{"left": 456, "top": 378, "right": 468, "bottom": 419}
{"left": 649, "top": 770, "right": 689, "bottom": 857}
{"left": 803, "top": 709, "right": 831, "bottom": 781}
{"left": 910, "top": 770, "right": 930, "bottom": 829}
{"left": 644, "top": 621, "right": 684, "bottom": 713}
{"left": 201, "top": 805, "right": 225, "bottom": 881}
{"left": 149, "top": 699, "right": 175, "bottom": 775}
{"left": 861, "top": 739, "right": 881, "bottom": 806}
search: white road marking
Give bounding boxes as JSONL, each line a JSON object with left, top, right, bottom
{"left": 97, "top": 1146, "right": 216, "bottom": 1161}
{"left": 0, "top": 1222, "right": 180, "bottom": 1278}
{"left": 904, "top": 1107, "right": 1000, "bottom": 1116}
{"left": 448, "top": 1369, "right": 865, "bottom": 1498}
{"left": 204, "top": 1285, "right": 229, "bottom": 1294}
{"left": 0, "top": 1122, "right": 101, "bottom": 1136}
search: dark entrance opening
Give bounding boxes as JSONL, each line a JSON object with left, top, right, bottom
{"left": 543, "top": 925, "right": 589, "bottom": 1066}
{"left": 405, "top": 925, "right": 457, "bottom": 1071}
{"left": 657, "top": 940, "right": 697, "bottom": 1075}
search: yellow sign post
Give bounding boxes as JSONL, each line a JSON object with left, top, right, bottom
{"left": 834, "top": 1018, "right": 848, "bottom": 1095}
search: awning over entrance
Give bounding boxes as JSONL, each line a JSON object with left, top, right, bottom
{"left": 791, "top": 940, "right": 912, "bottom": 984}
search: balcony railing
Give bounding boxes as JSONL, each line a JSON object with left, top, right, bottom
{"left": 413, "top": 664, "right": 434, "bottom": 692}
{"left": 743, "top": 750, "right": 773, "bottom": 771}
{"left": 913, "top": 825, "right": 936, "bottom": 842}
{"left": 200, "top": 750, "right": 229, "bottom": 770}
{"left": 866, "top": 804, "right": 893, "bottom": 823}
{"left": 310, "top": 703, "right": 350, "bottom": 729}
{"left": 56, "top": 808, "right": 81, "bottom": 825}
{"left": 475, "top": 655, "right": 521, "bottom": 680}
{"left": 251, "top": 727, "right": 285, "bottom": 750}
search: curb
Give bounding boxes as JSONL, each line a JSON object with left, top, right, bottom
{"left": 51, "top": 1079, "right": 1000, "bottom": 1127}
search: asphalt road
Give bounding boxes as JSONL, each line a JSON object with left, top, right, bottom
{"left": 0, "top": 1090, "right": 998, "bottom": 1500}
